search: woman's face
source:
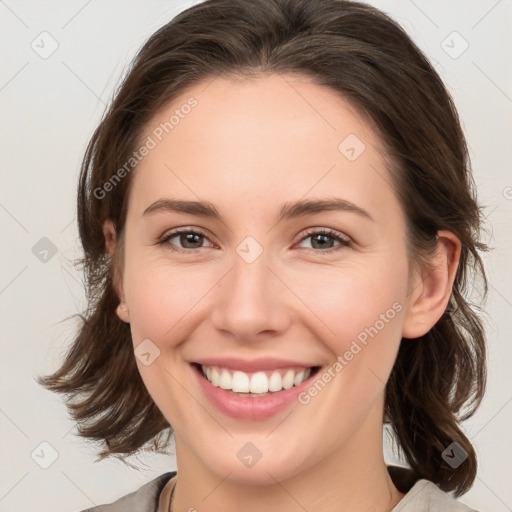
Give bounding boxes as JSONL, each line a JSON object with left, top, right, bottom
{"left": 115, "top": 73, "right": 420, "bottom": 484}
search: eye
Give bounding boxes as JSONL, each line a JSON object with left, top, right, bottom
{"left": 159, "top": 228, "right": 214, "bottom": 253}
{"left": 158, "top": 227, "right": 351, "bottom": 255}
{"left": 296, "top": 228, "right": 351, "bottom": 254}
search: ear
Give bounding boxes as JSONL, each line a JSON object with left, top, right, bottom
{"left": 102, "top": 220, "right": 130, "bottom": 323}
{"left": 402, "top": 230, "right": 461, "bottom": 339}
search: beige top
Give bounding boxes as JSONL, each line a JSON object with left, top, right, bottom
{"left": 157, "top": 474, "right": 177, "bottom": 512}
{"left": 153, "top": 469, "right": 478, "bottom": 512}
{"left": 78, "top": 466, "right": 480, "bottom": 511}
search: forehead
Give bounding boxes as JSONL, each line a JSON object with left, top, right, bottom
{"left": 128, "top": 73, "right": 401, "bottom": 227}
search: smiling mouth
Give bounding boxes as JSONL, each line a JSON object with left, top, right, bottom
{"left": 191, "top": 362, "right": 322, "bottom": 396}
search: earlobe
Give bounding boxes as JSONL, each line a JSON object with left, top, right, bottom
{"left": 116, "top": 303, "right": 130, "bottom": 323}
{"left": 402, "top": 230, "right": 461, "bottom": 339}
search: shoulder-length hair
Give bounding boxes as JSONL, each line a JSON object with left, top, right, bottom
{"left": 37, "top": 0, "right": 488, "bottom": 496}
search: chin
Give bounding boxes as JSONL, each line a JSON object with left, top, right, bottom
{"left": 200, "top": 441, "right": 312, "bottom": 486}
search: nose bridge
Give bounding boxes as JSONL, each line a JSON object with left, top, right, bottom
{"left": 210, "top": 243, "right": 290, "bottom": 338}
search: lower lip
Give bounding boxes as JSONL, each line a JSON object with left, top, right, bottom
{"left": 191, "top": 364, "right": 320, "bottom": 421}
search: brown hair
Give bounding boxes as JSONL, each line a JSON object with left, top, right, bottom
{"left": 37, "top": 0, "right": 489, "bottom": 496}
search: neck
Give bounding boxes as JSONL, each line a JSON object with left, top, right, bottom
{"left": 171, "top": 403, "right": 405, "bottom": 512}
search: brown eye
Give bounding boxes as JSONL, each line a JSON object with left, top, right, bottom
{"left": 160, "top": 228, "right": 213, "bottom": 253}
{"left": 297, "top": 229, "right": 351, "bottom": 253}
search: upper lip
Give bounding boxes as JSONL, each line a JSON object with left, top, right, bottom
{"left": 191, "top": 357, "right": 318, "bottom": 373}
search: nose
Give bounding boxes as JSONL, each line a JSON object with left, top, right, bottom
{"left": 210, "top": 250, "right": 292, "bottom": 342}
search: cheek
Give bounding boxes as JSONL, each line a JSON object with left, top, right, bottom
{"left": 294, "top": 265, "right": 406, "bottom": 428}
{"left": 293, "top": 262, "right": 406, "bottom": 355}
{"left": 124, "top": 261, "right": 214, "bottom": 344}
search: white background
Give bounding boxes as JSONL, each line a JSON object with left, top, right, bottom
{"left": 0, "top": 1, "right": 511, "bottom": 511}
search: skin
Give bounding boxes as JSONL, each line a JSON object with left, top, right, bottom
{"left": 103, "top": 73, "right": 460, "bottom": 512}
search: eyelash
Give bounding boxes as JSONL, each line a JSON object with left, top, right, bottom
{"left": 158, "top": 227, "right": 351, "bottom": 255}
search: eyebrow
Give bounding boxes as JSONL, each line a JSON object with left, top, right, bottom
{"left": 142, "top": 197, "right": 374, "bottom": 223}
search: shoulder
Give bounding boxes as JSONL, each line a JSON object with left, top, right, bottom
{"left": 76, "top": 471, "right": 176, "bottom": 512}
{"left": 393, "top": 479, "right": 481, "bottom": 512}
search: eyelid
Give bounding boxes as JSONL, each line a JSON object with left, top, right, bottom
{"left": 158, "top": 226, "right": 352, "bottom": 254}
{"left": 297, "top": 227, "right": 351, "bottom": 245}
{"left": 158, "top": 226, "right": 216, "bottom": 252}
{"left": 293, "top": 227, "right": 351, "bottom": 254}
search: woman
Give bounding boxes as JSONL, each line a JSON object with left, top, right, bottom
{"left": 37, "top": 0, "right": 488, "bottom": 510}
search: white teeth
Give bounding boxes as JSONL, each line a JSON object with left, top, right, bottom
{"left": 219, "top": 370, "right": 231, "bottom": 390}
{"left": 232, "top": 371, "right": 250, "bottom": 393}
{"left": 268, "top": 371, "right": 282, "bottom": 392}
{"left": 200, "top": 365, "right": 314, "bottom": 393}
{"left": 210, "top": 367, "right": 220, "bottom": 387}
{"left": 293, "top": 369, "right": 305, "bottom": 386}
{"left": 282, "top": 369, "right": 295, "bottom": 390}
{"left": 249, "top": 372, "right": 268, "bottom": 393}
